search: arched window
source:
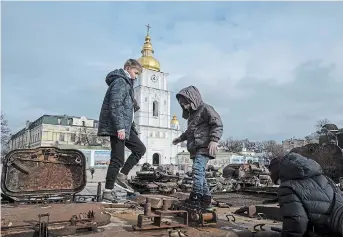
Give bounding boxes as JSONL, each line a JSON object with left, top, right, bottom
{"left": 153, "top": 100, "right": 159, "bottom": 117}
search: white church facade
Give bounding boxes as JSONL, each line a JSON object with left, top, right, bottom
{"left": 133, "top": 25, "right": 183, "bottom": 166}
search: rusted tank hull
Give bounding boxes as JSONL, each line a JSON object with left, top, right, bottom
{"left": 1, "top": 147, "right": 87, "bottom": 198}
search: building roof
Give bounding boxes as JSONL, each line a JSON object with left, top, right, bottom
{"left": 10, "top": 114, "right": 98, "bottom": 139}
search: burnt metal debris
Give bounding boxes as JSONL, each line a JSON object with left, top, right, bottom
{"left": 179, "top": 162, "right": 275, "bottom": 194}
{"left": 128, "top": 161, "right": 279, "bottom": 196}
{"left": 0, "top": 147, "right": 286, "bottom": 237}
{"left": 129, "top": 163, "right": 181, "bottom": 194}
{"left": 221, "top": 162, "right": 273, "bottom": 189}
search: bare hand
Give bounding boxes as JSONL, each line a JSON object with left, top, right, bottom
{"left": 172, "top": 137, "right": 182, "bottom": 145}
{"left": 208, "top": 141, "right": 218, "bottom": 156}
{"left": 117, "top": 130, "right": 125, "bottom": 140}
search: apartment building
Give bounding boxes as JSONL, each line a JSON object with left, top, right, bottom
{"left": 282, "top": 138, "right": 307, "bottom": 152}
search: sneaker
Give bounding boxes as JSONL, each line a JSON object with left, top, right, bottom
{"left": 202, "top": 195, "right": 213, "bottom": 211}
{"left": 102, "top": 190, "right": 119, "bottom": 203}
{"left": 115, "top": 173, "right": 135, "bottom": 193}
{"left": 185, "top": 192, "right": 202, "bottom": 206}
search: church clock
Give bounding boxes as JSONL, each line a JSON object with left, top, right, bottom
{"left": 151, "top": 74, "right": 158, "bottom": 83}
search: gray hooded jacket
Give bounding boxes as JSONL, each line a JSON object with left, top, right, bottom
{"left": 97, "top": 69, "right": 139, "bottom": 139}
{"left": 278, "top": 152, "right": 343, "bottom": 237}
{"left": 176, "top": 86, "right": 223, "bottom": 159}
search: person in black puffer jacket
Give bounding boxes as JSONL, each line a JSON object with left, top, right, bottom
{"left": 269, "top": 153, "right": 343, "bottom": 237}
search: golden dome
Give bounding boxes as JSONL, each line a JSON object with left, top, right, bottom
{"left": 171, "top": 115, "right": 179, "bottom": 125}
{"left": 137, "top": 25, "right": 161, "bottom": 72}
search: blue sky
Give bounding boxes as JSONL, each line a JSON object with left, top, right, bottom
{"left": 2, "top": 1, "right": 343, "bottom": 141}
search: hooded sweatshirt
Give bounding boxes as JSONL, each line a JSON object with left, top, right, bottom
{"left": 98, "top": 69, "right": 135, "bottom": 138}
{"left": 277, "top": 152, "right": 343, "bottom": 237}
{"left": 176, "top": 86, "right": 223, "bottom": 159}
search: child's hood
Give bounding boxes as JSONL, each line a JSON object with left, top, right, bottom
{"left": 279, "top": 152, "right": 323, "bottom": 182}
{"left": 176, "top": 86, "right": 204, "bottom": 119}
{"left": 105, "top": 69, "right": 132, "bottom": 87}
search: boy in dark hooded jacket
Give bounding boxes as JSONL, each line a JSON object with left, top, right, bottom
{"left": 269, "top": 153, "right": 343, "bottom": 237}
{"left": 172, "top": 86, "right": 223, "bottom": 208}
{"left": 97, "top": 59, "right": 146, "bottom": 202}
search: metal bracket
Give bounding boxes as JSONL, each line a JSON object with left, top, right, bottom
{"left": 38, "top": 213, "right": 50, "bottom": 237}
{"left": 132, "top": 210, "right": 188, "bottom": 231}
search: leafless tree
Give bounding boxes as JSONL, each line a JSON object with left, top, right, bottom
{"left": 305, "top": 132, "right": 320, "bottom": 144}
{"left": 1, "top": 112, "right": 11, "bottom": 158}
{"left": 261, "top": 140, "right": 285, "bottom": 160}
{"left": 219, "top": 137, "right": 285, "bottom": 160}
{"left": 219, "top": 137, "right": 243, "bottom": 153}
{"left": 315, "top": 118, "right": 331, "bottom": 132}
{"left": 253, "top": 141, "right": 265, "bottom": 153}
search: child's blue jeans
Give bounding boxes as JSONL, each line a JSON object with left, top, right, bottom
{"left": 192, "top": 154, "right": 211, "bottom": 196}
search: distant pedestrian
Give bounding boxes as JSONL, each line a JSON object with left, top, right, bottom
{"left": 97, "top": 59, "right": 146, "bottom": 203}
{"left": 89, "top": 167, "right": 95, "bottom": 179}
{"left": 172, "top": 86, "right": 223, "bottom": 210}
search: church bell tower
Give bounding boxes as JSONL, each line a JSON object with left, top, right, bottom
{"left": 133, "top": 25, "right": 171, "bottom": 129}
{"left": 132, "top": 25, "right": 182, "bottom": 166}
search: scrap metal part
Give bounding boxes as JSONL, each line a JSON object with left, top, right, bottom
{"left": 132, "top": 199, "right": 188, "bottom": 231}
{"left": 217, "top": 214, "right": 282, "bottom": 237}
{"left": 1, "top": 210, "right": 104, "bottom": 237}
{"left": 171, "top": 200, "right": 217, "bottom": 227}
{"left": 132, "top": 194, "right": 179, "bottom": 209}
{"left": 129, "top": 163, "right": 181, "bottom": 194}
{"left": 234, "top": 204, "right": 282, "bottom": 222}
{"left": 1, "top": 203, "right": 111, "bottom": 237}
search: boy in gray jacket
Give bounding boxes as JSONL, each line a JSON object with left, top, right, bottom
{"left": 172, "top": 86, "right": 223, "bottom": 208}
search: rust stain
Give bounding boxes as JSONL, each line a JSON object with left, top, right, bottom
{"left": 24, "top": 163, "right": 80, "bottom": 190}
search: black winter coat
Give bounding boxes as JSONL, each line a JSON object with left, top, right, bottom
{"left": 176, "top": 86, "right": 223, "bottom": 159}
{"left": 97, "top": 69, "right": 139, "bottom": 139}
{"left": 278, "top": 152, "right": 343, "bottom": 237}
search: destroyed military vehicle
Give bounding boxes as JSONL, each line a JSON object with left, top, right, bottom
{"left": 267, "top": 124, "right": 343, "bottom": 187}
{"left": 221, "top": 161, "right": 273, "bottom": 188}
{"left": 318, "top": 124, "right": 343, "bottom": 149}
{"left": 128, "top": 163, "right": 181, "bottom": 194}
{"left": 179, "top": 171, "right": 193, "bottom": 192}
{"left": 179, "top": 165, "right": 240, "bottom": 193}
{"left": 290, "top": 123, "right": 343, "bottom": 184}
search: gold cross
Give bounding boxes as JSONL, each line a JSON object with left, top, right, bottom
{"left": 146, "top": 24, "right": 151, "bottom": 34}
